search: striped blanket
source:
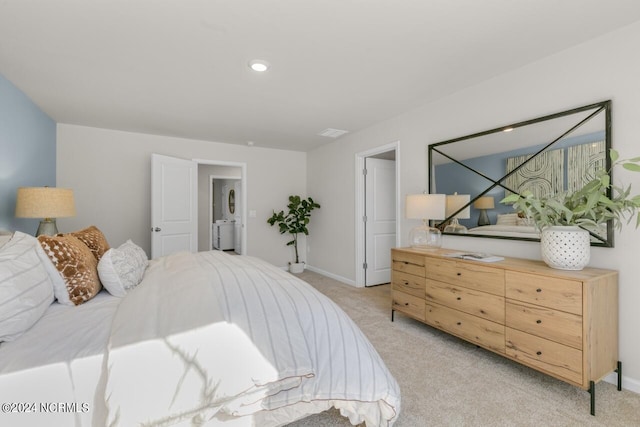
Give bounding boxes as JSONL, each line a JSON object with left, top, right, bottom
{"left": 97, "top": 251, "right": 400, "bottom": 426}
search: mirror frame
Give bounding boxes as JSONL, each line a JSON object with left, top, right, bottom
{"left": 428, "top": 100, "right": 613, "bottom": 247}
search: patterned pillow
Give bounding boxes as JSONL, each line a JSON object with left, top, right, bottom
{"left": 0, "top": 232, "right": 55, "bottom": 341}
{"left": 38, "top": 234, "right": 102, "bottom": 306}
{"left": 70, "top": 225, "right": 110, "bottom": 261}
{"left": 98, "top": 240, "right": 148, "bottom": 297}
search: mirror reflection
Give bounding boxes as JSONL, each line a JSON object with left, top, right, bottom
{"left": 429, "top": 100, "right": 612, "bottom": 246}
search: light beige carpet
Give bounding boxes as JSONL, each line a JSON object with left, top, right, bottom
{"left": 287, "top": 270, "right": 640, "bottom": 427}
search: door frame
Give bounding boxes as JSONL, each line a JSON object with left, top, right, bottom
{"left": 354, "top": 141, "right": 401, "bottom": 287}
{"left": 194, "top": 159, "right": 248, "bottom": 255}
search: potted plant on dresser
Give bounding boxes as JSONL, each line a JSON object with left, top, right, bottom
{"left": 267, "top": 195, "right": 321, "bottom": 273}
{"left": 502, "top": 149, "right": 640, "bottom": 270}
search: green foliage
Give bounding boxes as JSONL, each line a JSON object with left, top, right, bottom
{"left": 267, "top": 195, "right": 321, "bottom": 263}
{"left": 501, "top": 149, "right": 640, "bottom": 233}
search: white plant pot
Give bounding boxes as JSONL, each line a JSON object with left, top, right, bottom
{"left": 541, "top": 226, "right": 590, "bottom": 270}
{"left": 289, "top": 262, "right": 305, "bottom": 274}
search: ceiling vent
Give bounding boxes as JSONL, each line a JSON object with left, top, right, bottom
{"left": 318, "top": 128, "right": 349, "bottom": 138}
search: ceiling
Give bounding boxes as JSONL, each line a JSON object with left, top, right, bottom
{"left": 1, "top": 1, "right": 640, "bottom": 152}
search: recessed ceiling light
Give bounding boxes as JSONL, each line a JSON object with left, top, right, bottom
{"left": 249, "top": 59, "right": 270, "bottom": 72}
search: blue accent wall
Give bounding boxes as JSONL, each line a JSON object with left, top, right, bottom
{"left": 434, "top": 131, "right": 605, "bottom": 227}
{"left": 0, "top": 73, "right": 56, "bottom": 233}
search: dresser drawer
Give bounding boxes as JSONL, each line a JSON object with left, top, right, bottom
{"left": 392, "top": 290, "right": 425, "bottom": 321}
{"left": 506, "top": 271, "right": 582, "bottom": 315}
{"left": 425, "top": 302, "right": 505, "bottom": 353}
{"left": 392, "top": 270, "right": 425, "bottom": 298}
{"left": 392, "top": 252, "right": 426, "bottom": 277}
{"left": 506, "top": 301, "right": 582, "bottom": 350}
{"left": 425, "top": 258, "right": 505, "bottom": 296}
{"left": 426, "top": 279, "right": 504, "bottom": 324}
{"left": 506, "top": 327, "right": 582, "bottom": 385}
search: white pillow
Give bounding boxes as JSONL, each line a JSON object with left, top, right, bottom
{"left": 0, "top": 231, "right": 55, "bottom": 342}
{"left": 496, "top": 213, "right": 518, "bottom": 226}
{"left": 98, "top": 240, "right": 148, "bottom": 297}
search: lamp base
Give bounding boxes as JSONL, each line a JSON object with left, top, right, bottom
{"left": 36, "top": 218, "right": 58, "bottom": 237}
{"left": 444, "top": 218, "right": 468, "bottom": 234}
{"left": 477, "top": 209, "right": 490, "bottom": 226}
{"left": 409, "top": 224, "right": 442, "bottom": 249}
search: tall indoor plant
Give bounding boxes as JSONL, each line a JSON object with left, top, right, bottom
{"left": 501, "top": 149, "right": 640, "bottom": 269}
{"left": 267, "top": 195, "right": 321, "bottom": 273}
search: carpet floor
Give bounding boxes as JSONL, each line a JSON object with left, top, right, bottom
{"left": 286, "top": 270, "right": 640, "bottom": 427}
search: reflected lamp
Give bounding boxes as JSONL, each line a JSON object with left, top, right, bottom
{"left": 473, "top": 196, "right": 495, "bottom": 226}
{"left": 444, "top": 193, "right": 470, "bottom": 234}
{"left": 405, "top": 193, "right": 446, "bottom": 249}
{"left": 15, "top": 187, "right": 76, "bottom": 236}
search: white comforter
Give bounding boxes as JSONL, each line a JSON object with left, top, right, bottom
{"left": 96, "top": 251, "right": 400, "bottom": 426}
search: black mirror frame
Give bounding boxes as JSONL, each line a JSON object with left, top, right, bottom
{"left": 428, "top": 100, "right": 613, "bottom": 247}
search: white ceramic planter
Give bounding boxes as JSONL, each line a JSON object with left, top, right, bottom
{"left": 289, "top": 262, "right": 305, "bottom": 274}
{"left": 541, "top": 226, "right": 590, "bottom": 270}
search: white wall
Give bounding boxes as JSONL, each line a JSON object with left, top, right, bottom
{"left": 307, "top": 22, "right": 640, "bottom": 387}
{"left": 56, "top": 124, "right": 306, "bottom": 268}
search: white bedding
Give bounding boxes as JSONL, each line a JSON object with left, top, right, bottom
{"left": 0, "top": 292, "right": 120, "bottom": 427}
{"left": 0, "top": 251, "right": 400, "bottom": 427}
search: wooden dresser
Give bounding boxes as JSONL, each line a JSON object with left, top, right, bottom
{"left": 391, "top": 247, "right": 620, "bottom": 415}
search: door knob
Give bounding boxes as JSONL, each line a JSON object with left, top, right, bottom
{"left": 154, "top": 227, "right": 161, "bottom": 232}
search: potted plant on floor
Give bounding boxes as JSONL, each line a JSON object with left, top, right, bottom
{"left": 267, "top": 195, "right": 321, "bottom": 273}
{"left": 501, "top": 149, "right": 640, "bottom": 270}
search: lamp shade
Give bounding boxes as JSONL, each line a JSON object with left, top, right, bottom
{"left": 446, "top": 193, "right": 470, "bottom": 219}
{"left": 405, "top": 194, "right": 446, "bottom": 220}
{"left": 15, "top": 187, "right": 76, "bottom": 219}
{"left": 473, "top": 196, "right": 495, "bottom": 210}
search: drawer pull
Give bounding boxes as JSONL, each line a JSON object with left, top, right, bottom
{"left": 456, "top": 322, "right": 462, "bottom": 326}
{"left": 456, "top": 297, "right": 462, "bottom": 301}
{"left": 536, "top": 351, "right": 542, "bottom": 356}
{"left": 404, "top": 302, "right": 409, "bottom": 306}
{"left": 457, "top": 272, "right": 462, "bottom": 276}
{"left": 536, "top": 288, "right": 542, "bottom": 293}
{"left": 403, "top": 281, "right": 409, "bottom": 285}
{"left": 536, "top": 319, "right": 542, "bottom": 324}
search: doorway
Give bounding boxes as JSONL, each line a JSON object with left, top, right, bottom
{"left": 196, "top": 160, "right": 247, "bottom": 255}
{"left": 355, "top": 142, "right": 400, "bottom": 287}
{"left": 151, "top": 155, "right": 248, "bottom": 258}
{"left": 209, "top": 175, "right": 241, "bottom": 253}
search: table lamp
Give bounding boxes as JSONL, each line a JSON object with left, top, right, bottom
{"left": 473, "top": 196, "right": 495, "bottom": 226}
{"left": 405, "top": 193, "right": 446, "bottom": 249}
{"left": 444, "top": 193, "right": 470, "bottom": 233}
{"left": 15, "top": 187, "right": 76, "bottom": 236}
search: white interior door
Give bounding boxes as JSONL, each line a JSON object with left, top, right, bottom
{"left": 365, "top": 158, "right": 396, "bottom": 286}
{"left": 151, "top": 154, "right": 198, "bottom": 259}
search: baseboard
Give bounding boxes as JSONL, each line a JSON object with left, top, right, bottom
{"left": 304, "top": 264, "right": 357, "bottom": 287}
{"left": 604, "top": 371, "right": 640, "bottom": 394}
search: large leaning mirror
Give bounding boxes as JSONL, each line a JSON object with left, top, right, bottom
{"left": 428, "top": 100, "right": 612, "bottom": 247}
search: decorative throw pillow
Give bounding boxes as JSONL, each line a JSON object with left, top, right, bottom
{"left": 70, "top": 225, "right": 110, "bottom": 262}
{"left": 496, "top": 213, "right": 518, "bottom": 226}
{"left": 37, "top": 234, "right": 102, "bottom": 306}
{"left": 98, "top": 240, "right": 148, "bottom": 297}
{"left": 0, "top": 232, "right": 55, "bottom": 342}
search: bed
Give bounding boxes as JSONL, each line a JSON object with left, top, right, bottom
{"left": 0, "top": 230, "right": 400, "bottom": 427}
{"left": 466, "top": 224, "right": 540, "bottom": 239}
